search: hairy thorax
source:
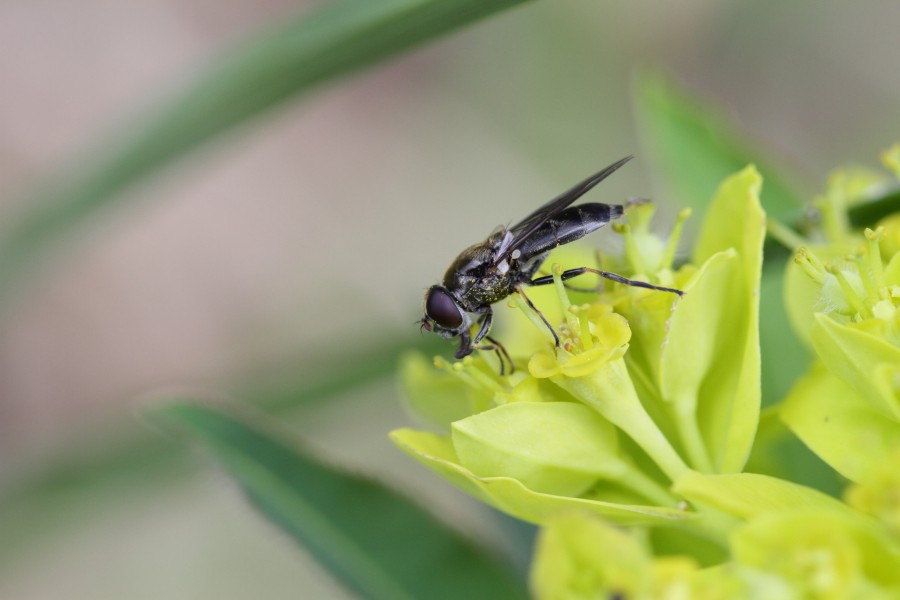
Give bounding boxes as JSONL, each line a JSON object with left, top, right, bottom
{"left": 442, "top": 230, "right": 519, "bottom": 312}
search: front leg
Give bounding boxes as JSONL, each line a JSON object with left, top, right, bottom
{"left": 454, "top": 310, "right": 490, "bottom": 359}
{"left": 455, "top": 310, "right": 514, "bottom": 374}
{"left": 455, "top": 330, "right": 473, "bottom": 359}
{"left": 471, "top": 307, "right": 493, "bottom": 347}
{"left": 473, "top": 310, "right": 514, "bottom": 374}
{"left": 481, "top": 335, "right": 513, "bottom": 375}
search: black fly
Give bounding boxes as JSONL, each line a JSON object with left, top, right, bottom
{"left": 420, "top": 156, "right": 682, "bottom": 374}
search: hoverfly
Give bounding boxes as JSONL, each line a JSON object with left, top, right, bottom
{"left": 420, "top": 156, "right": 683, "bottom": 374}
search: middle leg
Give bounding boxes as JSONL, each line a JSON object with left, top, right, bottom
{"left": 515, "top": 284, "right": 560, "bottom": 348}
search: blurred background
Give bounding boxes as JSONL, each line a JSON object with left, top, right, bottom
{"left": 1, "top": 0, "right": 899, "bottom": 597}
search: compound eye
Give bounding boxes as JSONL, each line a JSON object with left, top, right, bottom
{"left": 425, "top": 288, "right": 463, "bottom": 329}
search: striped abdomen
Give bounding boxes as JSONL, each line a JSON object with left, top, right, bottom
{"left": 514, "top": 203, "right": 623, "bottom": 264}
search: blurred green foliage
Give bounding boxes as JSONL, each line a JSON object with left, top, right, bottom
{"left": 149, "top": 403, "right": 527, "bottom": 599}
{"left": 2, "top": 0, "right": 895, "bottom": 597}
{"left": 0, "top": 0, "right": 533, "bottom": 305}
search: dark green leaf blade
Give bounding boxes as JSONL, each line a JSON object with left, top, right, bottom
{"left": 148, "top": 402, "right": 528, "bottom": 600}
{"left": 0, "top": 0, "right": 533, "bottom": 301}
{"left": 633, "top": 71, "right": 805, "bottom": 221}
{"left": 848, "top": 186, "right": 900, "bottom": 227}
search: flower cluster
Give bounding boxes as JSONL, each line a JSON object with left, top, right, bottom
{"left": 773, "top": 146, "right": 900, "bottom": 582}
{"left": 393, "top": 148, "right": 900, "bottom": 598}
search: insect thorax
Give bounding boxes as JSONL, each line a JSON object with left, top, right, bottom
{"left": 443, "top": 232, "right": 518, "bottom": 311}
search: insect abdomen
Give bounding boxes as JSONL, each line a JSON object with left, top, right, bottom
{"left": 515, "top": 203, "right": 622, "bottom": 260}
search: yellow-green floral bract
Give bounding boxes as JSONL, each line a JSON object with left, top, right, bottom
{"left": 781, "top": 144, "right": 900, "bottom": 483}
{"left": 393, "top": 166, "right": 766, "bottom": 544}
{"left": 395, "top": 148, "right": 900, "bottom": 598}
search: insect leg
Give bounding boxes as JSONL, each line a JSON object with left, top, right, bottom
{"left": 455, "top": 330, "right": 474, "bottom": 359}
{"left": 561, "top": 280, "right": 599, "bottom": 293}
{"left": 515, "top": 285, "right": 560, "bottom": 348}
{"left": 557, "top": 250, "right": 607, "bottom": 293}
{"left": 475, "top": 337, "right": 513, "bottom": 375}
{"left": 535, "top": 250, "right": 608, "bottom": 293}
{"left": 484, "top": 335, "right": 513, "bottom": 373}
{"left": 469, "top": 309, "right": 513, "bottom": 374}
{"left": 530, "top": 267, "right": 683, "bottom": 296}
{"left": 534, "top": 267, "right": 597, "bottom": 294}
{"left": 451, "top": 312, "right": 512, "bottom": 374}
{"left": 471, "top": 308, "right": 494, "bottom": 347}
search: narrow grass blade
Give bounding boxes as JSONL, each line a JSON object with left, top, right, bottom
{"left": 148, "top": 402, "right": 528, "bottom": 600}
{"left": 0, "top": 0, "right": 533, "bottom": 301}
{"left": 0, "top": 333, "right": 443, "bottom": 568}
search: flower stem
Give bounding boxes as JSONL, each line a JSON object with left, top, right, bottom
{"left": 572, "top": 305, "right": 594, "bottom": 350}
{"left": 828, "top": 265, "right": 872, "bottom": 319}
{"left": 865, "top": 227, "right": 887, "bottom": 298}
{"left": 766, "top": 218, "right": 807, "bottom": 251}
{"left": 552, "top": 359, "right": 689, "bottom": 482}
{"left": 661, "top": 208, "right": 692, "bottom": 270}
{"left": 794, "top": 247, "right": 829, "bottom": 284}
{"left": 616, "top": 223, "right": 648, "bottom": 276}
{"left": 551, "top": 263, "right": 580, "bottom": 336}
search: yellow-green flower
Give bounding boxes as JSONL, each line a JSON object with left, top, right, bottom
{"left": 530, "top": 512, "right": 704, "bottom": 600}
{"left": 529, "top": 506, "right": 900, "bottom": 599}
{"left": 529, "top": 511, "right": 807, "bottom": 600}
{"left": 528, "top": 303, "right": 631, "bottom": 379}
{"left": 730, "top": 510, "right": 900, "bottom": 599}
{"left": 845, "top": 448, "right": 900, "bottom": 538}
{"left": 396, "top": 151, "right": 900, "bottom": 592}
{"left": 780, "top": 145, "right": 900, "bottom": 482}
{"left": 392, "top": 166, "right": 767, "bottom": 545}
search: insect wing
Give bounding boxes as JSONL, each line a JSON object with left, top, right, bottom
{"left": 493, "top": 155, "right": 633, "bottom": 265}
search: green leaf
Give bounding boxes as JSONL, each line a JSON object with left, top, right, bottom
{"left": 848, "top": 187, "right": 900, "bottom": 228}
{"left": 633, "top": 71, "right": 803, "bottom": 220}
{"left": 451, "top": 402, "right": 626, "bottom": 497}
{"left": 391, "top": 428, "right": 694, "bottom": 527}
{"left": 149, "top": 402, "right": 528, "bottom": 600}
{"left": 0, "top": 0, "right": 533, "bottom": 301}
{"left": 780, "top": 365, "right": 900, "bottom": 482}
{"left": 660, "top": 167, "right": 765, "bottom": 473}
{"left": 545, "top": 358, "right": 689, "bottom": 482}
{"left": 673, "top": 471, "right": 848, "bottom": 521}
